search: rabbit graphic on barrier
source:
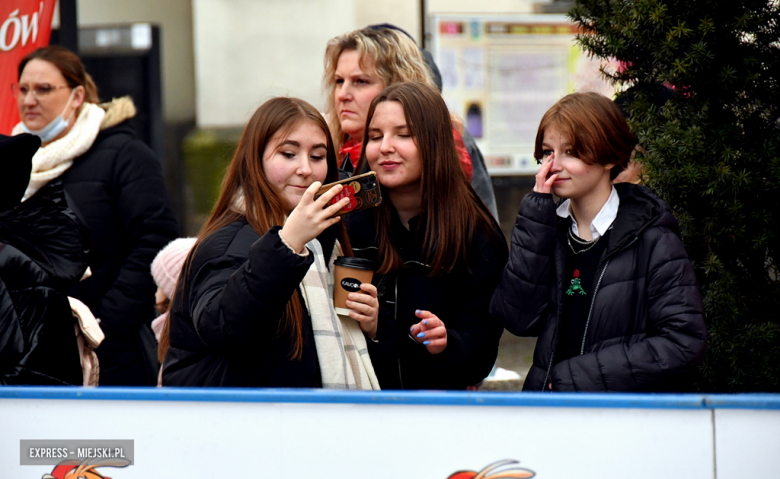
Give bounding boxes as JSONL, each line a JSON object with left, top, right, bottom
{"left": 42, "top": 458, "right": 130, "bottom": 479}
{"left": 448, "top": 459, "right": 535, "bottom": 479}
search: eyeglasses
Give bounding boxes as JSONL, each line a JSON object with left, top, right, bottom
{"left": 11, "top": 83, "right": 70, "bottom": 99}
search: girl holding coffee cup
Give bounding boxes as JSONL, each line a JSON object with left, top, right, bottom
{"left": 350, "top": 82, "right": 508, "bottom": 390}
{"left": 160, "top": 97, "right": 380, "bottom": 389}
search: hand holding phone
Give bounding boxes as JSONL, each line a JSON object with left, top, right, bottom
{"left": 314, "top": 171, "right": 383, "bottom": 217}
{"left": 280, "top": 182, "right": 350, "bottom": 253}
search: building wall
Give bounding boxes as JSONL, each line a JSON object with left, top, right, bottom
{"left": 192, "top": 0, "right": 356, "bottom": 128}
{"left": 355, "top": 0, "right": 421, "bottom": 42}
{"left": 76, "top": 0, "right": 196, "bottom": 123}
{"left": 428, "top": 0, "right": 535, "bottom": 13}
{"left": 70, "top": 0, "right": 543, "bottom": 126}
{"left": 190, "top": 0, "right": 544, "bottom": 128}
{"left": 192, "top": 0, "right": 426, "bottom": 128}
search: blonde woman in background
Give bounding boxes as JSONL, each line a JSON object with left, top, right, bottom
{"left": 322, "top": 24, "right": 497, "bottom": 218}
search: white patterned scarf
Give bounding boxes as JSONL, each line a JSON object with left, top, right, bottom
{"left": 300, "top": 238, "right": 380, "bottom": 390}
{"left": 13, "top": 102, "right": 106, "bottom": 201}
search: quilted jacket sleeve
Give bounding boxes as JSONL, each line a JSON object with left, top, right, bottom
{"left": 490, "top": 192, "right": 558, "bottom": 337}
{"left": 185, "top": 226, "right": 313, "bottom": 349}
{"left": 551, "top": 228, "right": 707, "bottom": 391}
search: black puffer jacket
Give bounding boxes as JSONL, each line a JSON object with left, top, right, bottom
{"left": 162, "top": 222, "right": 339, "bottom": 387}
{"left": 62, "top": 106, "right": 179, "bottom": 385}
{"left": 348, "top": 209, "right": 507, "bottom": 390}
{"left": 0, "top": 181, "right": 89, "bottom": 385}
{"left": 490, "top": 184, "right": 707, "bottom": 392}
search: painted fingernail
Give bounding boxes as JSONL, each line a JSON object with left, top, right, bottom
{"left": 417, "top": 332, "right": 425, "bottom": 338}
{"left": 423, "top": 341, "right": 430, "bottom": 345}
{"left": 424, "top": 320, "right": 428, "bottom": 325}
{"left": 415, "top": 309, "right": 421, "bottom": 315}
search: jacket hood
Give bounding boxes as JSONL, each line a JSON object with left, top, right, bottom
{"left": 0, "top": 133, "right": 38, "bottom": 211}
{"left": 556, "top": 183, "right": 679, "bottom": 260}
{"left": 98, "top": 96, "right": 137, "bottom": 131}
{"left": 604, "top": 183, "right": 680, "bottom": 258}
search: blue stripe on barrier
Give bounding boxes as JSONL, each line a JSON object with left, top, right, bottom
{"left": 1, "top": 387, "right": 779, "bottom": 409}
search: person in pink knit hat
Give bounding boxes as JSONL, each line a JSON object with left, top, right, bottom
{"left": 150, "top": 238, "right": 197, "bottom": 346}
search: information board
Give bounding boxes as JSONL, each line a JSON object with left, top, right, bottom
{"left": 432, "top": 14, "right": 617, "bottom": 175}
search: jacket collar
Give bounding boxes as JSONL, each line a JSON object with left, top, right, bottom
{"left": 557, "top": 183, "right": 677, "bottom": 260}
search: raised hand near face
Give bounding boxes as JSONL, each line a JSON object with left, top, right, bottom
{"left": 280, "top": 182, "right": 351, "bottom": 254}
{"left": 533, "top": 154, "right": 559, "bottom": 194}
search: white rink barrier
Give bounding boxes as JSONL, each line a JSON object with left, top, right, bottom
{"left": 1, "top": 387, "right": 779, "bottom": 479}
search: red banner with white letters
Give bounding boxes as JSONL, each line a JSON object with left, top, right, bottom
{"left": 0, "top": 1, "right": 56, "bottom": 135}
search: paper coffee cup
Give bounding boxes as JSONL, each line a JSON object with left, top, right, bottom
{"left": 333, "top": 256, "right": 374, "bottom": 316}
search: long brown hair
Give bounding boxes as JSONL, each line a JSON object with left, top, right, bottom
{"left": 355, "top": 82, "right": 502, "bottom": 276}
{"left": 533, "top": 92, "right": 637, "bottom": 180}
{"left": 159, "top": 97, "right": 351, "bottom": 362}
{"left": 19, "top": 46, "right": 100, "bottom": 103}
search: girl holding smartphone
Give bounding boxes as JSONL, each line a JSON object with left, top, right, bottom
{"left": 161, "top": 97, "right": 379, "bottom": 389}
{"left": 490, "top": 92, "right": 707, "bottom": 392}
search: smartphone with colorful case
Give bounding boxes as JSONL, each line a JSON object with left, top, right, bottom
{"left": 314, "top": 171, "right": 382, "bottom": 216}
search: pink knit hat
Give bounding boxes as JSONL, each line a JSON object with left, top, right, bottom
{"left": 151, "top": 237, "right": 197, "bottom": 299}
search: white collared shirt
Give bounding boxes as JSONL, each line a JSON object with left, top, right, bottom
{"left": 555, "top": 186, "right": 620, "bottom": 240}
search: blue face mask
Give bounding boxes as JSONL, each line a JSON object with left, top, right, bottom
{"left": 20, "top": 88, "right": 78, "bottom": 143}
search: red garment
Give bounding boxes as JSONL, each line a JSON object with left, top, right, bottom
{"left": 452, "top": 127, "right": 473, "bottom": 181}
{"left": 338, "top": 127, "right": 473, "bottom": 182}
{"left": 338, "top": 138, "right": 363, "bottom": 169}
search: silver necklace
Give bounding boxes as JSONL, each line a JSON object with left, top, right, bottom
{"left": 568, "top": 229, "right": 602, "bottom": 254}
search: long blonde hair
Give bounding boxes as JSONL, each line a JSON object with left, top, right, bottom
{"left": 322, "top": 27, "right": 436, "bottom": 152}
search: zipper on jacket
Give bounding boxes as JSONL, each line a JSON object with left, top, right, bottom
{"left": 579, "top": 259, "right": 610, "bottom": 355}
{"left": 542, "top": 256, "right": 567, "bottom": 392}
{"left": 352, "top": 246, "right": 378, "bottom": 252}
{"left": 394, "top": 276, "right": 406, "bottom": 389}
{"left": 542, "top": 351, "right": 555, "bottom": 392}
{"left": 395, "top": 260, "right": 430, "bottom": 389}
{"left": 578, "top": 236, "right": 638, "bottom": 354}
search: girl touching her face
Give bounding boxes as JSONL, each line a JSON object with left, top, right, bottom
{"left": 349, "top": 82, "right": 508, "bottom": 390}
{"left": 491, "top": 92, "right": 707, "bottom": 392}
{"left": 160, "top": 97, "right": 380, "bottom": 389}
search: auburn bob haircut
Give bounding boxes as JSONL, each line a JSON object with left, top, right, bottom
{"left": 533, "top": 92, "right": 637, "bottom": 180}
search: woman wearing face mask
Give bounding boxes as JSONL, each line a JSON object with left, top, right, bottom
{"left": 160, "top": 97, "right": 380, "bottom": 389}
{"left": 490, "top": 92, "right": 707, "bottom": 392}
{"left": 12, "top": 46, "right": 179, "bottom": 386}
{"left": 350, "top": 82, "right": 507, "bottom": 390}
{"left": 323, "top": 26, "right": 498, "bottom": 219}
